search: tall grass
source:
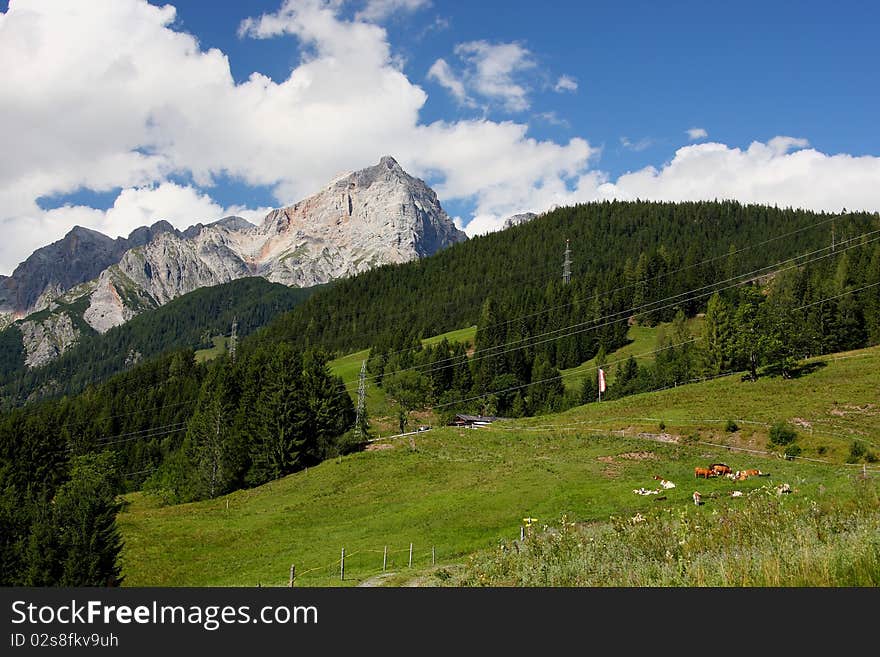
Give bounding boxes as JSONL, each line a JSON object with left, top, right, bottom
{"left": 447, "top": 477, "right": 880, "bottom": 586}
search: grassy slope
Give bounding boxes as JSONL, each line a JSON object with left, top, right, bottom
{"left": 328, "top": 325, "right": 477, "bottom": 433}
{"left": 117, "top": 344, "right": 880, "bottom": 587}
{"left": 194, "top": 336, "right": 229, "bottom": 363}
{"left": 524, "top": 345, "right": 880, "bottom": 464}
{"left": 559, "top": 317, "right": 703, "bottom": 392}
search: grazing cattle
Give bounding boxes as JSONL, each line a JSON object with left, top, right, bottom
{"left": 743, "top": 468, "right": 761, "bottom": 477}
{"left": 693, "top": 491, "right": 702, "bottom": 505}
{"left": 694, "top": 466, "right": 713, "bottom": 479}
{"left": 710, "top": 463, "right": 732, "bottom": 476}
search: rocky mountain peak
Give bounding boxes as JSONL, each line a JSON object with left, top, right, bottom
{"left": 4, "top": 155, "right": 468, "bottom": 360}
{"left": 379, "top": 155, "right": 402, "bottom": 170}
{"left": 503, "top": 212, "right": 538, "bottom": 229}
{"left": 210, "top": 216, "right": 254, "bottom": 231}
{"left": 127, "top": 220, "right": 177, "bottom": 245}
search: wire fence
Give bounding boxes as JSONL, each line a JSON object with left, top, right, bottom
{"left": 278, "top": 543, "right": 444, "bottom": 587}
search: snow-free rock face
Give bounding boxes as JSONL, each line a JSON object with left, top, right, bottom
{"left": 0, "top": 221, "right": 177, "bottom": 320}
{"left": 255, "top": 156, "right": 467, "bottom": 287}
{"left": 3, "top": 156, "right": 468, "bottom": 365}
{"left": 503, "top": 212, "right": 538, "bottom": 229}
{"left": 18, "top": 312, "right": 79, "bottom": 368}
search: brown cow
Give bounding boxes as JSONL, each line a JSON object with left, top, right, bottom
{"left": 694, "top": 466, "right": 713, "bottom": 479}
{"left": 743, "top": 468, "right": 761, "bottom": 477}
{"left": 710, "top": 463, "right": 732, "bottom": 476}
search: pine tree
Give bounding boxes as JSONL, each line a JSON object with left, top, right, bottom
{"left": 250, "top": 345, "right": 308, "bottom": 483}
{"left": 186, "top": 360, "right": 240, "bottom": 499}
{"left": 47, "top": 453, "right": 123, "bottom": 586}
{"left": 701, "top": 292, "right": 735, "bottom": 375}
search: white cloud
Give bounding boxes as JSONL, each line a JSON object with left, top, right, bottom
{"left": 620, "top": 136, "right": 653, "bottom": 152}
{"left": 428, "top": 40, "right": 536, "bottom": 112}
{"left": 687, "top": 127, "right": 708, "bottom": 140}
{"left": 355, "top": 0, "right": 431, "bottom": 22}
{"left": 2, "top": 1, "right": 880, "bottom": 274}
{"left": 536, "top": 111, "right": 570, "bottom": 128}
{"left": 427, "top": 59, "right": 468, "bottom": 104}
{"left": 455, "top": 40, "right": 534, "bottom": 112}
{"left": 602, "top": 138, "right": 880, "bottom": 212}
{"left": 554, "top": 75, "right": 578, "bottom": 93}
{"left": 417, "top": 15, "right": 450, "bottom": 39}
{"left": 463, "top": 137, "right": 880, "bottom": 235}
{"left": 0, "top": 0, "right": 596, "bottom": 273}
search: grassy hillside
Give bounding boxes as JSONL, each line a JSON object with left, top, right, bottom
{"left": 194, "top": 336, "right": 229, "bottom": 363}
{"left": 117, "top": 344, "right": 880, "bottom": 587}
{"left": 559, "top": 316, "right": 703, "bottom": 392}
{"left": 522, "top": 345, "right": 880, "bottom": 465}
{"left": 328, "top": 325, "right": 477, "bottom": 434}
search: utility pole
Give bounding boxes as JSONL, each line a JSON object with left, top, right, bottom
{"left": 562, "top": 239, "right": 572, "bottom": 285}
{"left": 229, "top": 316, "right": 238, "bottom": 363}
{"left": 355, "top": 360, "right": 367, "bottom": 439}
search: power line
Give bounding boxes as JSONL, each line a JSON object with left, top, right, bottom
{"left": 426, "top": 279, "right": 880, "bottom": 413}
{"left": 345, "top": 229, "right": 880, "bottom": 387}
{"left": 326, "top": 210, "right": 858, "bottom": 368}
{"left": 58, "top": 398, "right": 197, "bottom": 431}
{"left": 98, "top": 426, "right": 187, "bottom": 448}
{"left": 94, "top": 421, "right": 189, "bottom": 447}
{"left": 229, "top": 316, "right": 238, "bottom": 364}
{"left": 238, "top": 206, "right": 872, "bottom": 365}
{"left": 428, "top": 337, "right": 701, "bottom": 410}
{"left": 355, "top": 359, "right": 367, "bottom": 439}
{"left": 6, "top": 209, "right": 876, "bottom": 425}
{"left": 13, "top": 208, "right": 863, "bottom": 421}
{"left": 489, "top": 211, "right": 849, "bottom": 334}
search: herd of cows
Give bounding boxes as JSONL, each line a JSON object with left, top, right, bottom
{"left": 690, "top": 463, "right": 772, "bottom": 506}
{"left": 693, "top": 463, "right": 768, "bottom": 480}
{"left": 633, "top": 463, "right": 774, "bottom": 506}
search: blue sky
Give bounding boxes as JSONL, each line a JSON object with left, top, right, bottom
{"left": 1, "top": 0, "right": 879, "bottom": 273}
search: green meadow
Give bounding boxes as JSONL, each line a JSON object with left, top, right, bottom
{"left": 118, "top": 343, "right": 880, "bottom": 587}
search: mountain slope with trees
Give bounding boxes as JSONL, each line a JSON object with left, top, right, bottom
{"left": 1, "top": 199, "right": 879, "bottom": 586}
{"left": 0, "top": 277, "right": 323, "bottom": 408}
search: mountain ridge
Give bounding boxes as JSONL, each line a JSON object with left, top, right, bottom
{"left": 1, "top": 156, "right": 466, "bottom": 366}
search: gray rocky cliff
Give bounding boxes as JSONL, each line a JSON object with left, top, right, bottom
{"left": 5, "top": 156, "right": 467, "bottom": 365}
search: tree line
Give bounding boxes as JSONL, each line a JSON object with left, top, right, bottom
{"left": 0, "top": 342, "right": 354, "bottom": 585}
{"left": 0, "top": 277, "right": 322, "bottom": 409}
{"left": 2, "top": 200, "right": 878, "bottom": 585}
{"left": 367, "top": 225, "right": 880, "bottom": 423}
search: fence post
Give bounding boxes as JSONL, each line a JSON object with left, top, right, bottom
{"left": 432, "top": 546, "right": 435, "bottom": 566}
{"left": 383, "top": 546, "right": 387, "bottom": 571}
{"left": 340, "top": 547, "right": 345, "bottom": 581}
{"left": 520, "top": 526, "right": 524, "bottom": 541}
{"left": 289, "top": 564, "right": 295, "bottom": 588}
{"left": 409, "top": 543, "right": 413, "bottom": 568}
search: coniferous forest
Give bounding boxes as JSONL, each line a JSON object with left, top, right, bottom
{"left": 1, "top": 200, "right": 879, "bottom": 585}
{"left": 0, "top": 277, "right": 323, "bottom": 409}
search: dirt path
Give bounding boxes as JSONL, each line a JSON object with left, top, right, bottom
{"left": 357, "top": 572, "right": 398, "bottom": 587}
